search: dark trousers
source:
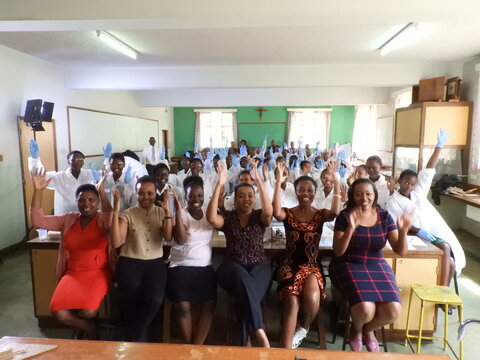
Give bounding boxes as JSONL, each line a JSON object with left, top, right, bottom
{"left": 116, "top": 257, "right": 167, "bottom": 341}
{"left": 216, "top": 261, "right": 272, "bottom": 345}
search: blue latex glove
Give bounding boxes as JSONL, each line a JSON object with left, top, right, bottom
{"left": 333, "top": 141, "right": 339, "bottom": 149}
{"left": 160, "top": 146, "right": 166, "bottom": 160}
{"left": 284, "top": 142, "right": 289, "bottom": 149}
{"left": 296, "top": 158, "right": 301, "bottom": 168}
{"left": 239, "top": 145, "right": 247, "bottom": 156}
{"left": 315, "top": 141, "right": 321, "bottom": 150}
{"left": 89, "top": 164, "right": 101, "bottom": 182}
{"left": 194, "top": 154, "right": 202, "bottom": 160}
{"left": 268, "top": 159, "right": 275, "bottom": 171}
{"left": 124, "top": 165, "right": 133, "bottom": 184}
{"left": 298, "top": 139, "right": 303, "bottom": 147}
{"left": 232, "top": 155, "right": 240, "bottom": 167}
{"left": 338, "top": 165, "right": 347, "bottom": 179}
{"left": 246, "top": 162, "right": 252, "bottom": 170}
{"left": 184, "top": 151, "right": 191, "bottom": 158}
{"left": 219, "top": 148, "right": 227, "bottom": 161}
{"left": 102, "top": 142, "right": 112, "bottom": 159}
{"left": 315, "top": 159, "right": 324, "bottom": 169}
{"left": 436, "top": 128, "right": 451, "bottom": 148}
{"left": 337, "top": 151, "right": 346, "bottom": 161}
{"left": 29, "top": 139, "right": 39, "bottom": 158}
{"left": 299, "top": 147, "right": 306, "bottom": 155}
{"left": 206, "top": 151, "right": 213, "bottom": 161}
{"left": 269, "top": 146, "right": 274, "bottom": 157}
{"left": 418, "top": 229, "right": 437, "bottom": 242}
{"left": 290, "top": 161, "right": 295, "bottom": 170}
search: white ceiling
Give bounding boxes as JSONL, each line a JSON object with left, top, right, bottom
{"left": 0, "top": 0, "right": 479, "bottom": 104}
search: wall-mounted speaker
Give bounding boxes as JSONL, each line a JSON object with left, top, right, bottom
{"left": 24, "top": 99, "right": 54, "bottom": 131}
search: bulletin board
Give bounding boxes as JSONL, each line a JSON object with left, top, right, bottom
{"left": 67, "top": 106, "right": 159, "bottom": 156}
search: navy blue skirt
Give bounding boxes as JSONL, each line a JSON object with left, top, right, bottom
{"left": 167, "top": 265, "right": 217, "bottom": 302}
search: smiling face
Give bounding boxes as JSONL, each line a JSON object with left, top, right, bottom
{"left": 186, "top": 184, "right": 204, "bottom": 210}
{"left": 398, "top": 174, "right": 417, "bottom": 198}
{"left": 352, "top": 182, "right": 376, "bottom": 209}
{"left": 68, "top": 152, "right": 85, "bottom": 171}
{"left": 153, "top": 167, "right": 169, "bottom": 189}
{"left": 366, "top": 159, "right": 381, "bottom": 180}
{"left": 239, "top": 172, "right": 254, "bottom": 185}
{"left": 240, "top": 156, "right": 249, "bottom": 169}
{"left": 136, "top": 182, "right": 157, "bottom": 209}
{"left": 320, "top": 170, "right": 334, "bottom": 193}
{"left": 109, "top": 158, "right": 125, "bottom": 178}
{"left": 234, "top": 185, "right": 255, "bottom": 212}
{"left": 190, "top": 159, "right": 203, "bottom": 176}
{"left": 181, "top": 157, "right": 191, "bottom": 171}
{"left": 76, "top": 190, "right": 99, "bottom": 217}
{"left": 295, "top": 180, "right": 316, "bottom": 205}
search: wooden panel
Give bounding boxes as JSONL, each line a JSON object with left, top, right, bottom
{"left": 423, "top": 106, "right": 469, "bottom": 146}
{"left": 395, "top": 108, "right": 422, "bottom": 145}
{"left": 393, "top": 258, "right": 439, "bottom": 331}
{"left": 31, "top": 249, "right": 58, "bottom": 316}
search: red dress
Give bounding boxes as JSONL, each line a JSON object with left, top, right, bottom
{"left": 50, "top": 218, "right": 111, "bottom": 311}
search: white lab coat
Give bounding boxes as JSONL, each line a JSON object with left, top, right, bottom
{"left": 142, "top": 145, "right": 161, "bottom": 165}
{"left": 124, "top": 156, "right": 149, "bottom": 182}
{"left": 372, "top": 174, "right": 389, "bottom": 210}
{"left": 104, "top": 173, "right": 137, "bottom": 214}
{"left": 386, "top": 168, "right": 466, "bottom": 274}
{"left": 29, "top": 157, "right": 93, "bottom": 215}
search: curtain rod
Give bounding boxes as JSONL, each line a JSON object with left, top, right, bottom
{"left": 287, "top": 108, "right": 332, "bottom": 112}
{"left": 193, "top": 109, "right": 237, "bottom": 112}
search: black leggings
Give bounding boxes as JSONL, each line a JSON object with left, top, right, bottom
{"left": 217, "top": 261, "right": 272, "bottom": 345}
{"left": 116, "top": 257, "right": 167, "bottom": 341}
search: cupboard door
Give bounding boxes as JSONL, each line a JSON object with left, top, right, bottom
{"left": 31, "top": 249, "right": 58, "bottom": 316}
{"left": 393, "top": 258, "right": 439, "bottom": 331}
{"left": 424, "top": 106, "right": 469, "bottom": 146}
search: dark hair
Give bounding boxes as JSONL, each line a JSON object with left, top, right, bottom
{"left": 191, "top": 158, "right": 203, "bottom": 166}
{"left": 276, "top": 156, "right": 285, "bottom": 163}
{"left": 294, "top": 176, "right": 318, "bottom": 191}
{"left": 153, "top": 163, "right": 169, "bottom": 175}
{"left": 300, "top": 160, "right": 310, "bottom": 169}
{"left": 399, "top": 169, "right": 418, "bottom": 181}
{"left": 366, "top": 155, "right": 382, "bottom": 166}
{"left": 320, "top": 168, "right": 330, "bottom": 177}
{"left": 234, "top": 182, "right": 255, "bottom": 197}
{"left": 239, "top": 170, "right": 252, "bottom": 177}
{"left": 213, "top": 154, "right": 220, "bottom": 160}
{"left": 344, "top": 178, "right": 378, "bottom": 212}
{"left": 122, "top": 150, "right": 140, "bottom": 162}
{"left": 75, "top": 184, "right": 99, "bottom": 199}
{"left": 109, "top": 152, "right": 125, "bottom": 162}
{"left": 136, "top": 175, "right": 157, "bottom": 190}
{"left": 67, "top": 150, "right": 85, "bottom": 160}
{"left": 183, "top": 175, "right": 204, "bottom": 192}
{"left": 356, "top": 164, "right": 368, "bottom": 172}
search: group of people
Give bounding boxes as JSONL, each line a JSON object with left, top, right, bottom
{"left": 28, "top": 130, "right": 465, "bottom": 351}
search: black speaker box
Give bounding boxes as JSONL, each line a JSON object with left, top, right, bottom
{"left": 41, "top": 101, "right": 54, "bottom": 122}
{"left": 24, "top": 99, "right": 42, "bottom": 125}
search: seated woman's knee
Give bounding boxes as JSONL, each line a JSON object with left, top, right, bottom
{"left": 379, "top": 302, "right": 401, "bottom": 322}
{"left": 79, "top": 309, "right": 98, "bottom": 319}
{"left": 53, "top": 310, "right": 73, "bottom": 323}
{"left": 351, "top": 302, "right": 375, "bottom": 321}
{"left": 283, "top": 295, "right": 300, "bottom": 309}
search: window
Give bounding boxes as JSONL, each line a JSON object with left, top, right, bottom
{"left": 287, "top": 108, "right": 331, "bottom": 150}
{"left": 194, "top": 109, "right": 237, "bottom": 150}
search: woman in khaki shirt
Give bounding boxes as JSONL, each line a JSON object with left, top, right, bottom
{"left": 111, "top": 175, "right": 173, "bottom": 341}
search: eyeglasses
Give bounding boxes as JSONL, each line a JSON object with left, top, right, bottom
{"left": 70, "top": 158, "right": 85, "bottom": 162}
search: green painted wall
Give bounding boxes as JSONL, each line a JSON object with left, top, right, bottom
{"left": 173, "top": 106, "right": 355, "bottom": 156}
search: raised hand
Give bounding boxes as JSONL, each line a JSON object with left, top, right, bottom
{"left": 31, "top": 169, "right": 51, "bottom": 191}
{"left": 348, "top": 208, "right": 360, "bottom": 229}
{"left": 269, "top": 146, "right": 274, "bottom": 157}
{"left": 96, "top": 171, "right": 108, "bottom": 194}
{"left": 112, "top": 189, "right": 121, "bottom": 213}
{"left": 315, "top": 158, "right": 324, "bottom": 169}
{"left": 124, "top": 166, "right": 133, "bottom": 185}
{"left": 387, "top": 176, "right": 398, "bottom": 193}
{"left": 249, "top": 158, "right": 259, "bottom": 181}
{"left": 102, "top": 142, "right": 112, "bottom": 159}
{"left": 29, "top": 139, "right": 39, "bottom": 158}
{"left": 217, "top": 160, "right": 228, "bottom": 186}
{"left": 276, "top": 162, "right": 287, "bottom": 184}
{"left": 315, "top": 141, "right": 321, "bottom": 152}
{"left": 239, "top": 144, "right": 247, "bottom": 156}
{"left": 185, "top": 151, "right": 191, "bottom": 158}
{"left": 340, "top": 183, "right": 348, "bottom": 201}
{"left": 89, "top": 163, "right": 101, "bottom": 183}
{"left": 436, "top": 128, "right": 451, "bottom": 148}
{"left": 338, "top": 165, "right": 347, "bottom": 179}
{"left": 160, "top": 146, "right": 166, "bottom": 160}
{"left": 397, "top": 213, "right": 413, "bottom": 234}
{"left": 232, "top": 154, "right": 240, "bottom": 167}
{"left": 337, "top": 150, "right": 346, "bottom": 161}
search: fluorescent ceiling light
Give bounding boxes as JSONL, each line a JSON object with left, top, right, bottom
{"left": 378, "top": 22, "right": 418, "bottom": 56}
{"left": 96, "top": 30, "right": 138, "bottom": 59}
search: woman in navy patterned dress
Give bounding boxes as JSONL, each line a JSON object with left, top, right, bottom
{"left": 330, "top": 178, "right": 411, "bottom": 352}
{"left": 273, "top": 161, "right": 341, "bottom": 349}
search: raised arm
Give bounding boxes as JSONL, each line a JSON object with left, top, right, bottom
{"left": 173, "top": 192, "right": 189, "bottom": 245}
{"left": 272, "top": 162, "right": 288, "bottom": 221}
{"left": 110, "top": 190, "right": 128, "bottom": 248}
{"left": 333, "top": 210, "right": 358, "bottom": 256}
{"left": 324, "top": 161, "right": 342, "bottom": 219}
{"left": 250, "top": 159, "right": 272, "bottom": 225}
{"left": 206, "top": 161, "right": 226, "bottom": 229}
{"left": 159, "top": 189, "right": 173, "bottom": 242}
{"left": 387, "top": 213, "right": 412, "bottom": 256}
{"left": 31, "top": 170, "right": 51, "bottom": 210}
{"left": 426, "top": 128, "right": 450, "bottom": 169}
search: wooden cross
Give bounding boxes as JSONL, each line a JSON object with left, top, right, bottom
{"left": 255, "top": 106, "right": 267, "bottom": 121}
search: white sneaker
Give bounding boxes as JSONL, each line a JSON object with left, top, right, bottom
{"left": 292, "top": 326, "right": 308, "bottom": 349}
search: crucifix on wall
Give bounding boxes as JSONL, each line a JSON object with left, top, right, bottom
{"left": 255, "top": 106, "right": 267, "bottom": 121}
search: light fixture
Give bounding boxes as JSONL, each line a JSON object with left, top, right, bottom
{"left": 378, "top": 22, "right": 418, "bottom": 56}
{"left": 96, "top": 30, "right": 138, "bottom": 59}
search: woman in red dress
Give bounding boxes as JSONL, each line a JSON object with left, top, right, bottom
{"left": 30, "top": 171, "right": 116, "bottom": 339}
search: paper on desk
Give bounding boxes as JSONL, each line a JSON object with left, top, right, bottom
{"left": 0, "top": 344, "right": 57, "bottom": 360}
{"left": 408, "top": 236, "right": 429, "bottom": 248}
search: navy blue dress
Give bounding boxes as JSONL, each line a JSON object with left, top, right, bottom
{"left": 329, "top": 209, "right": 400, "bottom": 306}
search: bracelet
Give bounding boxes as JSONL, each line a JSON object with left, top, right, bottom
{"left": 333, "top": 194, "right": 342, "bottom": 199}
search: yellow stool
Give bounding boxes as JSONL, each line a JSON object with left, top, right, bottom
{"left": 405, "top": 283, "right": 463, "bottom": 360}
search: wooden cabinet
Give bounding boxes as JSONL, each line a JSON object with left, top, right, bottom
{"left": 393, "top": 101, "right": 473, "bottom": 177}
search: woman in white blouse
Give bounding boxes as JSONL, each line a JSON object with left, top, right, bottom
{"left": 167, "top": 175, "right": 217, "bottom": 344}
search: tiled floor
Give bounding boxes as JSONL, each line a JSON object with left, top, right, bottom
{"left": 1, "top": 229, "right": 479, "bottom": 358}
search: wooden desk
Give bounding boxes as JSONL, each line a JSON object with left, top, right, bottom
{"left": 442, "top": 192, "right": 480, "bottom": 209}
{"left": 0, "top": 336, "right": 450, "bottom": 359}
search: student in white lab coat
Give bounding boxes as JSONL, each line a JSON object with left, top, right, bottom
{"left": 223, "top": 170, "right": 262, "bottom": 211}
{"left": 265, "top": 165, "right": 298, "bottom": 210}
{"left": 29, "top": 140, "right": 93, "bottom": 215}
{"left": 365, "top": 155, "right": 394, "bottom": 210}
{"left": 153, "top": 163, "right": 184, "bottom": 208}
{"left": 386, "top": 129, "right": 465, "bottom": 284}
{"left": 123, "top": 150, "right": 149, "bottom": 180}
{"left": 104, "top": 152, "right": 137, "bottom": 214}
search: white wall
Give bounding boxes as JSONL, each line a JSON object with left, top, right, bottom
{"left": 0, "top": 45, "right": 172, "bottom": 250}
